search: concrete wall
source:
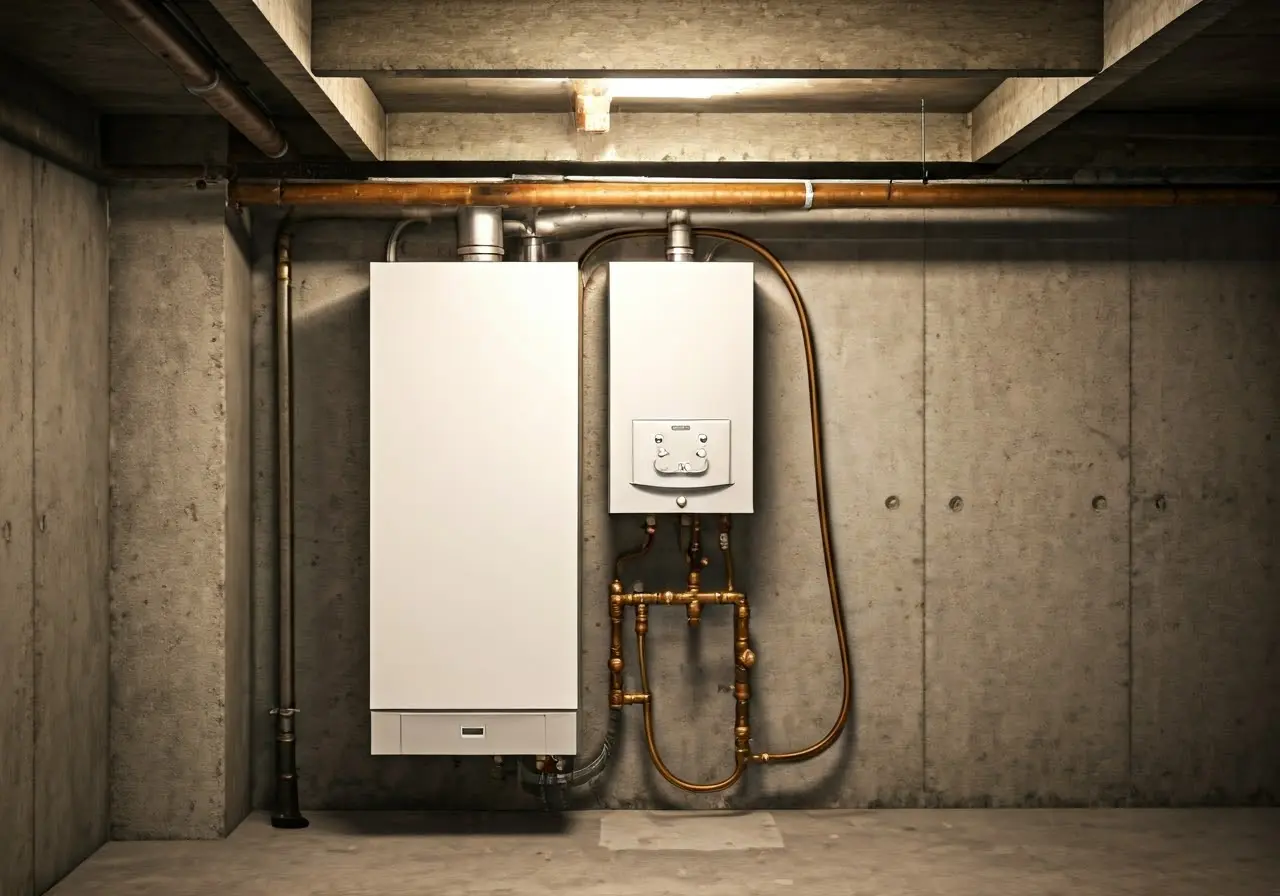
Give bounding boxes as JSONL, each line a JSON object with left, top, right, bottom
{"left": 108, "top": 181, "right": 253, "bottom": 838}
{"left": 240, "top": 209, "right": 1277, "bottom": 811}
{"left": 0, "top": 136, "right": 110, "bottom": 895}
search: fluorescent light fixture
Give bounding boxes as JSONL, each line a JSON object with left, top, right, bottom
{"left": 605, "top": 78, "right": 737, "bottom": 100}
{"left": 569, "top": 78, "right": 808, "bottom": 132}
{"left": 598, "top": 78, "right": 804, "bottom": 100}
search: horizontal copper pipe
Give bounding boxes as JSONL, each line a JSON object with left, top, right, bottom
{"left": 229, "top": 180, "right": 1280, "bottom": 209}
{"left": 615, "top": 590, "right": 744, "bottom": 606}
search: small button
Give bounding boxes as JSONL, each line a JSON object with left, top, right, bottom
{"left": 654, "top": 434, "right": 663, "bottom": 443}
{"left": 676, "top": 496, "right": 687, "bottom": 508}
{"left": 695, "top": 448, "right": 706, "bottom": 458}
{"left": 698, "top": 433, "right": 708, "bottom": 443}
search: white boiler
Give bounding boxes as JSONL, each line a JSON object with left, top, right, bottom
{"left": 367, "top": 261, "right": 580, "bottom": 756}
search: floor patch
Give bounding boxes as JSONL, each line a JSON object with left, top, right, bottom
{"left": 598, "top": 811, "right": 785, "bottom": 851}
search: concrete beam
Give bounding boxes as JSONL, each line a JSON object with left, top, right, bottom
{"left": 388, "top": 112, "right": 968, "bottom": 163}
{"left": 313, "top": 0, "right": 1102, "bottom": 76}
{"left": 971, "top": 0, "right": 1245, "bottom": 162}
{"left": 204, "top": 0, "right": 385, "bottom": 160}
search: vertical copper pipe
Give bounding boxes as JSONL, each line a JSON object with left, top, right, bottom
{"left": 719, "top": 515, "right": 735, "bottom": 591}
{"left": 723, "top": 517, "right": 752, "bottom": 760}
{"left": 608, "top": 585, "right": 625, "bottom": 708}
{"left": 610, "top": 520, "right": 655, "bottom": 708}
{"left": 637, "top": 605, "right": 746, "bottom": 792}
{"left": 734, "top": 600, "right": 753, "bottom": 760}
{"left": 614, "top": 517, "right": 657, "bottom": 582}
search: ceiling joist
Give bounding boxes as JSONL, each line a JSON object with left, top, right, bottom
{"left": 310, "top": 0, "right": 1102, "bottom": 77}
{"left": 387, "top": 112, "right": 968, "bottom": 165}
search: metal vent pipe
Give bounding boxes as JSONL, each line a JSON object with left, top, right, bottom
{"left": 457, "top": 207, "right": 505, "bottom": 261}
{"left": 666, "top": 209, "right": 694, "bottom": 261}
{"left": 91, "top": 0, "right": 289, "bottom": 159}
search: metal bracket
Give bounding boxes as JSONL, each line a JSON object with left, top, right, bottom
{"left": 920, "top": 99, "right": 930, "bottom": 185}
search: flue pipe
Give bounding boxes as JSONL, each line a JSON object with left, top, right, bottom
{"left": 456, "top": 207, "right": 505, "bottom": 261}
{"left": 230, "top": 180, "right": 1280, "bottom": 209}
{"left": 666, "top": 209, "right": 694, "bottom": 261}
{"left": 91, "top": 0, "right": 289, "bottom": 159}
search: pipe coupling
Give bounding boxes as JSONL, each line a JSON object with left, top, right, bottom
{"left": 457, "top": 207, "right": 505, "bottom": 261}
{"left": 666, "top": 209, "right": 694, "bottom": 262}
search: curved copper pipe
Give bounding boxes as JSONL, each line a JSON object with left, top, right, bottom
{"left": 230, "top": 180, "right": 1280, "bottom": 209}
{"left": 577, "top": 227, "right": 853, "bottom": 766}
{"left": 614, "top": 518, "right": 657, "bottom": 582}
{"left": 637, "top": 619, "right": 746, "bottom": 793}
{"left": 698, "top": 229, "right": 850, "bottom": 765}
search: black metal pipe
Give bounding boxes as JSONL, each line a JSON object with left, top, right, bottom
{"left": 90, "top": 0, "right": 289, "bottom": 159}
{"left": 271, "top": 227, "right": 307, "bottom": 829}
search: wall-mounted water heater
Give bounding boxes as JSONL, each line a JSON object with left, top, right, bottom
{"left": 608, "top": 261, "right": 755, "bottom": 515}
{"left": 368, "top": 260, "right": 580, "bottom": 756}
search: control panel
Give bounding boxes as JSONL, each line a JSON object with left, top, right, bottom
{"left": 631, "top": 419, "right": 732, "bottom": 489}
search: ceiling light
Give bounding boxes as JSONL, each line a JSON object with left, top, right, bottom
{"left": 603, "top": 78, "right": 747, "bottom": 100}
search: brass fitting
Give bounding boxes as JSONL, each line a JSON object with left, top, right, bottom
{"left": 739, "top": 648, "right": 756, "bottom": 668}
{"left": 687, "top": 599, "right": 702, "bottom": 627}
{"left": 622, "top": 692, "right": 650, "bottom": 705}
{"left": 635, "top": 603, "right": 648, "bottom": 635}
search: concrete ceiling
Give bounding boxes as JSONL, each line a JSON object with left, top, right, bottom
{"left": 0, "top": 0, "right": 301, "bottom": 115}
{"left": 1095, "top": 0, "right": 1280, "bottom": 112}
{"left": 0, "top": 0, "right": 1277, "bottom": 173}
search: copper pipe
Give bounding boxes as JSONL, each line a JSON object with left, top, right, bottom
{"left": 229, "top": 180, "right": 1280, "bottom": 209}
{"left": 614, "top": 517, "right": 657, "bottom": 582}
{"left": 719, "top": 515, "right": 735, "bottom": 592}
{"left": 733, "top": 598, "right": 753, "bottom": 761}
{"left": 609, "top": 521, "right": 657, "bottom": 707}
{"left": 617, "top": 590, "right": 744, "bottom": 605}
{"left": 695, "top": 230, "right": 851, "bottom": 766}
{"left": 608, "top": 591, "right": 625, "bottom": 708}
{"left": 91, "top": 0, "right": 289, "bottom": 159}
{"left": 636, "top": 606, "right": 747, "bottom": 793}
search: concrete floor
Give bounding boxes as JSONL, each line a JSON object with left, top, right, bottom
{"left": 49, "top": 809, "right": 1280, "bottom": 895}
